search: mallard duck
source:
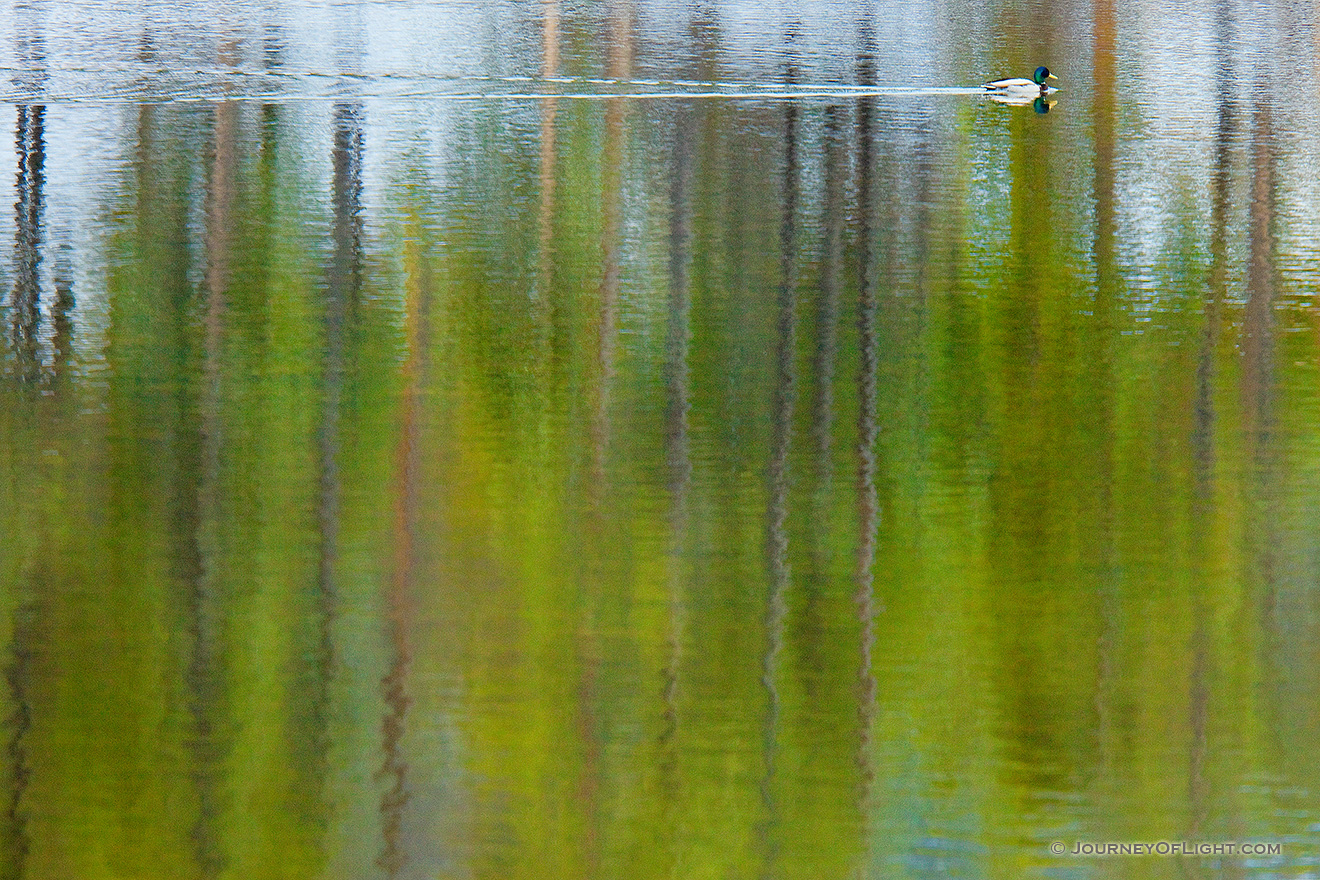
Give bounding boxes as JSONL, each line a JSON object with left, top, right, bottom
{"left": 983, "top": 66, "right": 1058, "bottom": 99}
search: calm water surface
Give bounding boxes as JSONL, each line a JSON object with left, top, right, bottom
{"left": 2, "top": 1, "right": 1320, "bottom": 877}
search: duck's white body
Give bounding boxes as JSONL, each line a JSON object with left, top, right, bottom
{"left": 983, "top": 79, "right": 1059, "bottom": 97}
{"left": 983, "top": 77, "right": 1041, "bottom": 92}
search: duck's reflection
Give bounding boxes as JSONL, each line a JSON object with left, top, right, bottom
{"left": 989, "top": 93, "right": 1057, "bottom": 113}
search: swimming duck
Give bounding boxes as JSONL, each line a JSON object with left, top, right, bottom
{"left": 983, "top": 66, "right": 1058, "bottom": 99}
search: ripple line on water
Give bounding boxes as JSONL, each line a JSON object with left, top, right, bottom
{"left": 0, "top": 69, "right": 995, "bottom": 103}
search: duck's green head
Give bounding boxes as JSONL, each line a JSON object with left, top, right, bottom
{"left": 1034, "top": 66, "right": 1058, "bottom": 85}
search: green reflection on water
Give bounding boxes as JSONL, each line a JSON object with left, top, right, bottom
{"left": 2, "top": 14, "right": 1320, "bottom": 880}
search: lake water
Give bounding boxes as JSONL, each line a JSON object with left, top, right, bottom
{"left": 2, "top": 1, "right": 1320, "bottom": 877}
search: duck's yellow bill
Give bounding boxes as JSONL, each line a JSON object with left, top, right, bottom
{"left": 1047, "top": 73, "right": 1058, "bottom": 80}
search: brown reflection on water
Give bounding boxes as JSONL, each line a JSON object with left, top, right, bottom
{"left": 1186, "top": 1, "right": 1236, "bottom": 854}
{"left": 1242, "top": 104, "right": 1283, "bottom": 833}
{"left": 8, "top": 1, "right": 45, "bottom": 385}
{"left": 1089, "top": 0, "right": 1121, "bottom": 819}
{"left": 372, "top": 102, "right": 421, "bottom": 880}
{"left": 0, "top": 84, "right": 49, "bottom": 867}
{"left": 807, "top": 104, "right": 842, "bottom": 584}
{"left": 187, "top": 86, "right": 237, "bottom": 879}
{"left": 853, "top": 19, "right": 880, "bottom": 857}
{"left": 536, "top": 0, "right": 559, "bottom": 331}
{"left": 758, "top": 25, "right": 800, "bottom": 878}
{"left": 589, "top": 5, "right": 630, "bottom": 503}
{"left": 320, "top": 102, "right": 360, "bottom": 621}
{"left": 49, "top": 249, "right": 73, "bottom": 384}
{"left": 576, "top": 4, "right": 636, "bottom": 872}
{"left": 380, "top": 211, "right": 426, "bottom": 880}
{"left": 0, "top": 604, "right": 33, "bottom": 880}
{"left": 9, "top": 105, "right": 43, "bottom": 387}
{"left": 1242, "top": 104, "right": 1276, "bottom": 451}
{"left": 660, "top": 91, "right": 695, "bottom": 879}
{"left": 1242, "top": 100, "right": 1278, "bottom": 657}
